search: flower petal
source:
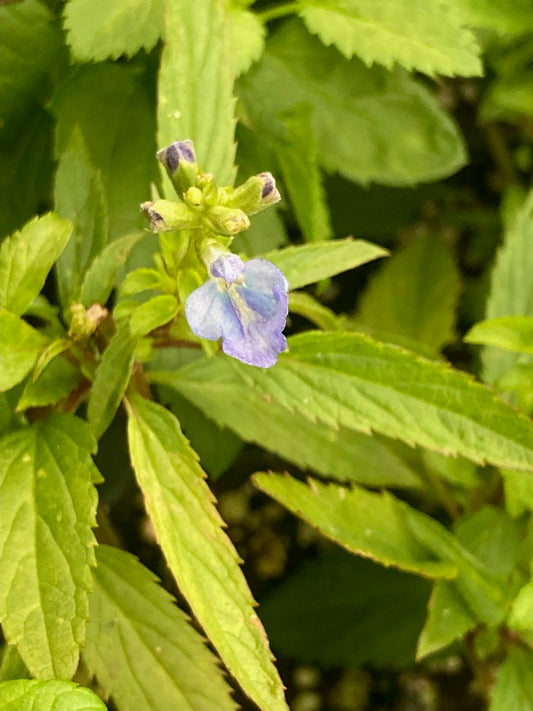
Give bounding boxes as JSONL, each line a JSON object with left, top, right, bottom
{"left": 185, "top": 280, "right": 226, "bottom": 340}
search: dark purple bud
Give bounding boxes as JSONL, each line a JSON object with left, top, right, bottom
{"left": 157, "top": 140, "right": 196, "bottom": 174}
{"left": 258, "top": 172, "right": 276, "bottom": 198}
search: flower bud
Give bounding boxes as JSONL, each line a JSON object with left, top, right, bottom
{"left": 183, "top": 186, "right": 205, "bottom": 209}
{"left": 68, "top": 302, "right": 108, "bottom": 342}
{"left": 205, "top": 206, "right": 250, "bottom": 236}
{"left": 224, "top": 172, "right": 281, "bottom": 215}
{"left": 157, "top": 140, "right": 198, "bottom": 197}
{"left": 141, "top": 199, "right": 199, "bottom": 232}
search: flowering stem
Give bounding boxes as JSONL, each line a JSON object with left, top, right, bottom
{"left": 257, "top": 2, "right": 302, "bottom": 23}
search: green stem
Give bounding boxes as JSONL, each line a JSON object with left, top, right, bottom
{"left": 257, "top": 1, "right": 302, "bottom": 23}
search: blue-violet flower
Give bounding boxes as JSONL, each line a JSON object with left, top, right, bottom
{"left": 185, "top": 254, "right": 289, "bottom": 368}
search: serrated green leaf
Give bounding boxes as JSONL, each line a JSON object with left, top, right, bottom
{"left": 16, "top": 356, "right": 81, "bottom": 412}
{"left": 84, "top": 545, "right": 236, "bottom": 711}
{"left": 0, "top": 214, "right": 73, "bottom": 317}
{"left": 489, "top": 647, "right": 533, "bottom": 711}
{"left": 0, "top": 0, "right": 65, "bottom": 133}
{"left": 64, "top": 0, "right": 163, "bottom": 62}
{"left": 300, "top": 0, "right": 482, "bottom": 77}
{"left": 88, "top": 327, "right": 137, "bottom": 440}
{"left": 466, "top": 316, "right": 533, "bottom": 355}
{"left": 79, "top": 232, "right": 147, "bottom": 307}
{"left": 0, "top": 680, "right": 107, "bottom": 711}
{"left": 356, "top": 236, "right": 461, "bottom": 352}
{"left": 416, "top": 581, "right": 476, "bottom": 660}
{"left": 126, "top": 395, "right": 288, "bottom": 711}
{"left": 482, "top": 192, "right": 533, "bottom": 387}
{"left": 254, "top": 474, "right": 508, "bottom": 621}
{"left": 129, "top": 295, "right": 179, "bottom": 337}
{"left": 274, "top": 104, "right": 332, "bottom": 243}
{"left": 261, "top": 550, "right": 430, "bottom": 667}
{"left": 0, "top": 310, "right": 49, "bottom": 392}
{"left": 152, "top": 359, "right": 421, "bottom": 489}
{"left": 236, "top": 331, "right": 533, "bottom": 472}
{"left": 239, "top": 20, "right": 467, "bottom": 185}
{"left": 0, "top": 415, "right": 99, "bottom": 679}
{"left": 228, "top": 7, "right": 265, "bottom": 76}
{"left": 263, "top": 238, "right": 387, "bottom": 290}
{"left": 158, "top": 0, "right": 237, "bottom": 191}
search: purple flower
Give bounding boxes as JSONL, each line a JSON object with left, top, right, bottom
{"left": 185, "top": 254, "right": 289, "bottom": 368}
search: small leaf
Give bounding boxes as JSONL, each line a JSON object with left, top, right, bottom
{"left": 300, "top": 0, "right": 482, "bottom": 77}
{"left": 448, "top": 0, "right": 533, "bottom": 36}
{"left": 83, "top": 545, "right": 237, "bottom": 711}
{"left": 129, "top": 294, "right": 179, "bottom": 337}
{"left": 0, "top": 214, "right": 73, "bottom": 317}
{"left": 263, "top": 238, "right": 387, "bottom": 290}
{"left": 227, "top": 7, "right": 265, "bottom": 76}
{"left": 0, "top": 310, "right": 49, "bottom": 392}
{"left": 356, "top": 236, "right": 461, "bottom": 352}
{"left": 79, "top": 231, "right": 147, "bottom": 307}
{"left": 126, "top": 394, "right": 289, "bottom": 711}
{"left": 489, "top": 647, "right": 533, "bottom": 711}
{"left": 289, "top": 292, "right": 343, "bottom": 331}
{"left": 87, "top": 326, "right": 137, "bottom": 440}
{"left": 64, "top": 0, "right": 163, "bottom": 62}
{"left": 261, "top": 550, "right": 430, "bottom": 667}
{"left": 0, "top": 680, "right": 107, "bottom": 711}
{"left": 158, "top": 0, "right": 237, "bottom": 191}
{"left": 0, "top": 646, "right": 30, "bottom": 683}
{"left": 17, "top": 356, "right": 81, "bottom": 411}
{"left": 416, "top": 581, "right": 476, "bottom": 660}
{"left": 0, "top": 415, "right": 100, "bottom": 679}
{"left": 120, "top": 268, "right": 164, "bottom": 297}
{"left": 466, "top": 316, "right": 533, "bottom": 355}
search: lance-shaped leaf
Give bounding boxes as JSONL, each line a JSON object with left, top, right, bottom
{"left": 0, "top": 214, "right": 72, "bottom": 317}
{"left": 126, "top": 395, "right": 288, "bottom": 711}
{"left": 0, "top": 680, "right": 107, "bottom": 711}
{"left": 235, "top": 331, "right": 533, "bottom": 472}
{"left": 0, "top": 415, "right": 100, "bottom": 679}
{"left": 300, "top": 0, "right": 482, "bottom": 77}
{"left": 84, "top": 545, "right": 236, "bottom": 711}
{"left": 263, "top": 238, "right": 387, "bottom": 290}
{"left": 0, "top": 310, "right": 49, "bottom": 392}
{"left": 466, "top": 316, "right": 533, "bottom": 355}
{"left": 158, "top": 0, "right": 236, "bottom": 191}
{"left": 254, "top": 474, "right": 508, "bottom": 622}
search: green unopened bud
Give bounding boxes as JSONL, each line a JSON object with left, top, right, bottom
{"left": 224, "top": 172, "right": 281, "bottom": 215}
{"left": 196, "top": 172, "right": 219, "bottom": 206}
{"left": 141, "top": 199, "right": 199, "bottom": 232}
{"left": 68, "top": 302, "right": 108, "bottom": 341}
{"left": 157, "top": 140, "right": 198, "bottom": 197}
{"left": 205, "top": 206, "right": 250, "bottom": 236}
{"left": 183, "top": 186, "right": 205, "bottom": 209}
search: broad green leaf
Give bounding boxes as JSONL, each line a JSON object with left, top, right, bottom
{"left": 236, "top": 331, "right": 533, "bottom": 472}
{"left": 0, "top": 108, "right": 54, "bottom": 241}
{"left": 0, "top": 415, "right": 99, "bottom": 679}
{"left": 16, "top": 356, "right": 81, "bottom": 411}
{"left": 158, "top": 0, "right": 237, "bottom": 191}
{"left": 129, "top": 295, "right": 179, "bottom": 337}
{"left": 489, "top": 647, "right": 533, "bottom": 711}
{"left": 0, "top": 310, "right": 49, "bottom": 392}
{"left": 481, "top": 72, "right": 533, "bottom": 123}
{"left": 300, "top": 0, "right": 482, "bottom": 77}
{"left": 64, "top": 0, "right": 163, "bottom": 62}
{"left": 254, "top": 473, "right": 508, "bottom": 621}
{"left": 79, "top": 232, "right": 147, "bottom": 307}
{"left": 84, "top": 545, "right": 236, "bottom": 711}
{"left": 0, "top": 0, "right": 65, "bottom": 132}
{"left": 228, "top": 7, "right": 265, "bottom": 76}
{"left": 152, "top": 359, "right": 421, "bottom": 489}
{"left": 466, "top": 316, "right": 533, "bottom": 355}
{"left": 0, "top": 214, "right": 72, "bottom": 317}
{"left": 88, "top": 327, "right": 137, "bottom": 440}
{"left": 356, "top": 236, "right": 460, "bottom": 352}
{"left": 0, "top": 680, "right": 107, "bottom": 711}
{"left": 509, "top": 575, "right": 533, "bottom": 636}
{"left": 33, "top": 338, "right": 72, "bottom": 382}
{"left": 274, "top": 105, "right": 332, "bottom": 243}
{"left": 416, "top": 581, "right": 476, "bottom": 660}
{"left": 126, "top": 395, "right": 289, "bottom": 711}
{"left": 263, "top": 238, "right": 387, "bottom": 290}
{"left": 52, "top": 62, "right": 158, "bottom": 252}
{"left": 449, "top": 0, "right": 533, "bottom": 36}
{"left": 239, "top": 20, "right": 467, "bottom": 185}
{"left": 502, "top": 469, "right": 533, "bottom": 517}
{"left": 120, "top": 268, "right": 164, "bottom": 297}
{"left": 482, "top": 192, "right": 533, "bottom": 387}
{"left": 261, "top": 550, "right": 430, "bottom": 667}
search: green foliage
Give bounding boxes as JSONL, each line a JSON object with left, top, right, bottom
{"left": 0, "top": 680, "right": 107, "bottom": 711}
{"left": 0, "top": 310, "right": 49, "bottom": 392}
{"left": 228, "top": 7, "right": 266, "bottom": 76}
{"left": 466, "top": 315, "right": 533, "bottom": 354}
{"left": 489, "top": 647, "right": 533, "bottom": 711}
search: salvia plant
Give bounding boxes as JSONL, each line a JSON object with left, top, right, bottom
{"left": 1, "top": 1, "right": 533, "bottom": 710}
